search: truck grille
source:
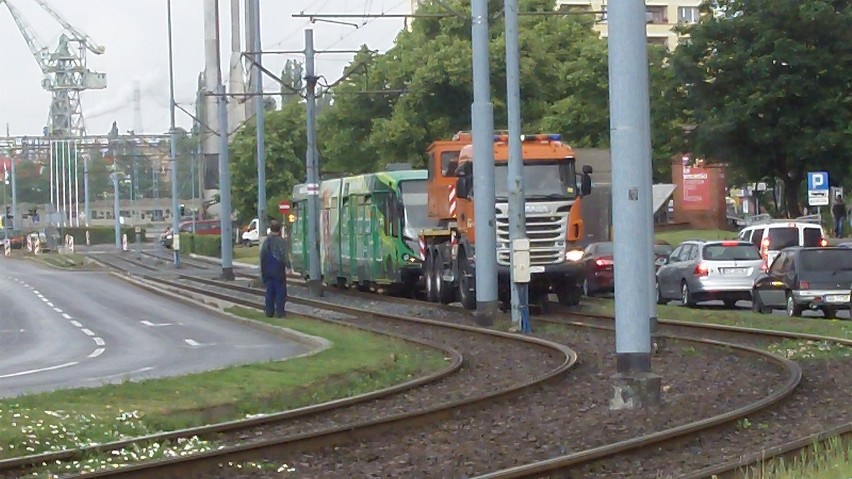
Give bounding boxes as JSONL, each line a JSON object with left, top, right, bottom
{"left": 495, "top": 203, "right": 569, "bottom": 266}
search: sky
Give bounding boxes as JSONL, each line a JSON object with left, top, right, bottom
{"left": 0, "top": 0, "right": 410, "bottom": 137}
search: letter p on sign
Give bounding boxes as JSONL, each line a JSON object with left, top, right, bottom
{"left": 808, "top": 172, "right": 829, "bottom": 190}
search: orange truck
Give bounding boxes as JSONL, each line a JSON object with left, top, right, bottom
{"left": 419, "top": 131, "right": 593, "bottom": 310}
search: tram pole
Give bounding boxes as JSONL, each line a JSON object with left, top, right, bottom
{"left": 608, "top": 0, "right": 660, "bottom": 409}
{"left": 470, "top": 0, "right": 498, "bottom": 324}
{"left": 217, "top": 83, "right": 235, "bottom": 280}
{"left": 304, "top": 29, "right": 323, "bottom": 297}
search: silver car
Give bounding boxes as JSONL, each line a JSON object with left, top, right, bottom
{"left": 656, "top": 240, "right": 764, "bottom": 308}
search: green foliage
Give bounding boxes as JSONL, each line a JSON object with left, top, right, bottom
{"left": 178, "top": 233, "right": 221, "bottom": 257}
{"left": 59, "top": 227, "right": 145, "bottom": 245}
{"left": 228, "top": 102, "right": 307, "bottom": 222}
{"left": 672, "top": 0, "right": 852, "bottom": 215}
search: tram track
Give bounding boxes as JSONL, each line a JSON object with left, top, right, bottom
{"left": 55, "top": 258, "right": 800, "bottom": 478}
{"left": 4, "top": 254, "right": 577, "bottom": 479}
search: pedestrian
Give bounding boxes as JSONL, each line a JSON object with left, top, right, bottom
{"left": 259, "top": 220, "right": 291, "bottom": 318}
{"left": 832, "top": 195, "right": 847, "bottom": 238}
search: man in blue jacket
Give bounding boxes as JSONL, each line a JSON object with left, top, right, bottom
{"left": 259, "top": 220, "right": 291, "bottom": 318}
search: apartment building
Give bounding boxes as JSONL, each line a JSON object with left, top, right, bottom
{"left": 556, "top": 0, "right": 701, "bottom": 49}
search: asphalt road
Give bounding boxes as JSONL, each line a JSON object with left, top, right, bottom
{"left": 0, "top": 259, "right": 308, "bottom": 398}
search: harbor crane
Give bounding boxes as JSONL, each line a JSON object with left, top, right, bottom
{"left": 2, "top": 0, "right": 107, "bottom": 137}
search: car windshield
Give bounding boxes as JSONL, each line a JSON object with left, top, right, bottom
{"left": 767, "top": 227, "right": 798, "bottom": 249}
{"left": 799, "top": 249, "right": 852, "bottom": 272}
{"left": 399, "top": 180, "right": 437, "bottom": 229}
{"left": 654, "top": 244, "right": 673, "bottom": 255}
{"left": 702, "top": 243, "right": 761, "bottom": 261}
{"left": 494, "top": 162, "right": 576, "bottom": 200}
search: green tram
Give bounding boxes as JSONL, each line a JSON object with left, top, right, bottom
{"left": 290, "top": 169, "right": 435, "bottom": 293}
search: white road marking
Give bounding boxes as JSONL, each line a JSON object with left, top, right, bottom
{"left": 70, "top": 320, "right": 83, "bottom": 327}
{"left": 93, "top": 337, "right": 105, "bottom": 346}
{"left": 46, "top": 302, "right": 54, "bottom": 307}
{"left": 140, "top": 320, "right": 173, "bottom": 327}
{"left": 81, "top": 329, "right": 95, "bottom": 336}
{"left": 0, "top": 362, "right": 79, "bottom": 379}
{"left": 88, "top": 348, "right": 105, "bottom": 358}
{"left": 53, "top": 308, "right": 62, "bottom": 313}
{"left": 32, "top": 290, "right": 40, "bottom": 295}
{"left": 62, "top": 313, "right": 73, "bottom": 320}
{"left": 41, "top": 298, "right": 49, "bottom": 302}
{"left": 184, "top": 339, "right": 202, "bottom": 347}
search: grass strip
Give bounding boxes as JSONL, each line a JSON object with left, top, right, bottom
{"left": 581, "top": 297, "right": 852, "bottom": 341}
{"left": 1, "top": 309, "right": 446, "bottom": 476}
{"left": 742, "top": 435, "right": 852, "bottom": 479}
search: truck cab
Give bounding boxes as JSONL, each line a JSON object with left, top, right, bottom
{"left": 240, "top": 218, "right": 271, "bottom": 246}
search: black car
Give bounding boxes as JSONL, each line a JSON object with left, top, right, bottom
{"left": 752, "top": 247, "right": 852, "bottom": 319}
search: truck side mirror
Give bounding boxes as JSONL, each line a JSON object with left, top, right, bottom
{"left": 579, "top": 165, "right": 593, "bottom": 196}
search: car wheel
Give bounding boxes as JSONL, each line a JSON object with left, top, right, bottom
{"left": 786, "top": 293, "right": 803, "bottom": 317}
{"left": 751, "top": 290, "right": 770, "bottom": 314}
{"left": 821, "top": 307, "right": 837, "bottom": 320}
{"left": 681, "top": 281, "right": 696, "bottom": 307}
{"left": 723, "top": 299, "right": 738, "bottom": 309}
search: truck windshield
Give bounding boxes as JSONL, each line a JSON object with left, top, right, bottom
{"left": 399, "top": 180, "right": 437, "bottom": 229}
{"left": 493, "top": 162, "right": 576, "bottom": 200}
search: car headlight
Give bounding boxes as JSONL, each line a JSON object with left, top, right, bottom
{"left": 565, "top": 249, "right": 584, "bottom": 262}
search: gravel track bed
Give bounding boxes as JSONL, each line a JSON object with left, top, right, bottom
{"left": 566, "top": 357, "right": 852, "bottom": 479}
{"left": 191, "top": 325, "right": 788, "bottom": 479}
{"left": 219, "top": 300, "right": 565, "bottom": 445}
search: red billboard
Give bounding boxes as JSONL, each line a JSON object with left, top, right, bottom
{"left": 681, "top": 165, "right": 711, "bottom": 210}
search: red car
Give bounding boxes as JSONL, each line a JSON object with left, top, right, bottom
{"left": 580, "top": 242, "right": 614, "bottom": 296}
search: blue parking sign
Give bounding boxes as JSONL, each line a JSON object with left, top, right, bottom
{"left": 807, "top": 172, "right": 829, "bottom": 190}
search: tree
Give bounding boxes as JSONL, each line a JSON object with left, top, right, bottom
{"left": 228, "top": 101, "right": 307, "bottom": 223}
{"left": 672, "top": 0, "right": 852, "bottom": 216}
{"left": 280, "top": 59, "right": 304, "bottom": 107}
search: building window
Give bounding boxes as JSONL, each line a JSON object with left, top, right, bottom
{"left": 645, "top": 6, "right": 667, "bottom": 24}
{"left": 678, "top": 6, "right": 699, "bottom": 23}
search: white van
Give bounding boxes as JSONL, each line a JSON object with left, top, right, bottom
{"left": 240, "top": 218, "right": 271, "bottom": 246}
{"left": 737, "top": 220, "right": 828, "bottom": 267}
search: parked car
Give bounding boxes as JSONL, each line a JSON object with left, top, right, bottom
{"left": 656, "top": 240, "right": 764, "bottom": 308}
{"left": 654, "top": 241, "right": 674, "bottom": 271}
{"left": 737, "top": 220, "right": 828, "bottom": 268}
{"left": 752, "top": 247, "right": 852, "bottom": 319}
{"left": 579, "top": 242, "right": 614, "bottom": 296}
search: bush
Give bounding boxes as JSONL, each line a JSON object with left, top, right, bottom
{"left": 178, "top": 233, "right": 222, "bottom": 257}
{"left": 60, "top": 227, "right": 147, "bottom": 245}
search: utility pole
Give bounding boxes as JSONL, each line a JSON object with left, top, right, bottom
{"left": 503, "top": 0, "right": 529, "bottom": 332}
{"left": 167, "top": 0, "right": 181, "bottom": 267}
{"left": 83, "top": 152, "right": 90, "bottom": 226}
{"left": 304, "top": 29, "right": 322, "bottom": 297}
{"left": 249, "top": 0, "right": 267, "bottom": 240}
{"left": 608, "top": 0, "right": 660, "bottom": 409}
{"left": 470, "top": 0, "right": 499, "bottom": 323}
{"left": 110, "top": 171, "right": 120, "bottom": 249}
{"left": 217, "top": 83, "right": 235, "bottom": 280}
{"left": 10, "top": 146, "right": 17, "bottom": 230}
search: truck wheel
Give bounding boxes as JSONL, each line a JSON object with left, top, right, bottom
{"left": 457, "top": 250, "right": 476, "bottom": 310}
{"left": 425, "top": 253, "right": 438, "bottom": 302}
{"left": 556, "top": 281, "right": 581, "bottom": 306}
{"left": 437, "top": 249, "right": 455, "bottom": 305}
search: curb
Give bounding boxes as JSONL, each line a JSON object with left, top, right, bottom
{"left": 109, "top": 272, "right": 332, "bottom": 358}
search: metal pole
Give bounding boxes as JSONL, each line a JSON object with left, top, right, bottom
{"left": 504, "top": 0, "right": 529, "bottom": 332}
{"left": 250, "top": 0, "right": 267, "bottom": 241}
{"left": 111, "top": 172, "right": 120, "bottom": 249}
{"left": 304, "top": 29, "right": 323, "bottom": 297}
{"left": 471, "top": 0, "right": 498, "bottom": 321}
{"left": 608, "top": 0, "right": 658, "bottom": 393}
{"left": 10, "top": 149, "right": 17, "bottom": 229}
{"left": 50, "top": 141, "right": 55, "bottom": 217}
{"left": 83, "top": 153, "right": 90, "bottom": 226}
{"left": 167, "top": 0, "right": 181, "bottom": 267}
{"left": 217, "top": 83, "right": 235, "bottom": 280}
{"left": 74, "top": 141, "right": 79, "bottom": 226}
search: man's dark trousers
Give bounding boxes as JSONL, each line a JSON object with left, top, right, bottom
{"left": 265, "top": 278, "right": 287, "bottom": 318}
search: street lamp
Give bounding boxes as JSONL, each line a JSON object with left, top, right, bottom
{"left": 166, "top": 0, "right": 181, "bottom": 265}
{"left": 109, "top": 171, "right": 121, "bottom": 250}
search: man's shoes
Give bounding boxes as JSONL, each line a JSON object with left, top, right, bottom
{"left": 265, "top": 312, "right": 274, "bottom": 318}
{"left": 277, "top": 312, "right": 287, "bottom": 318}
